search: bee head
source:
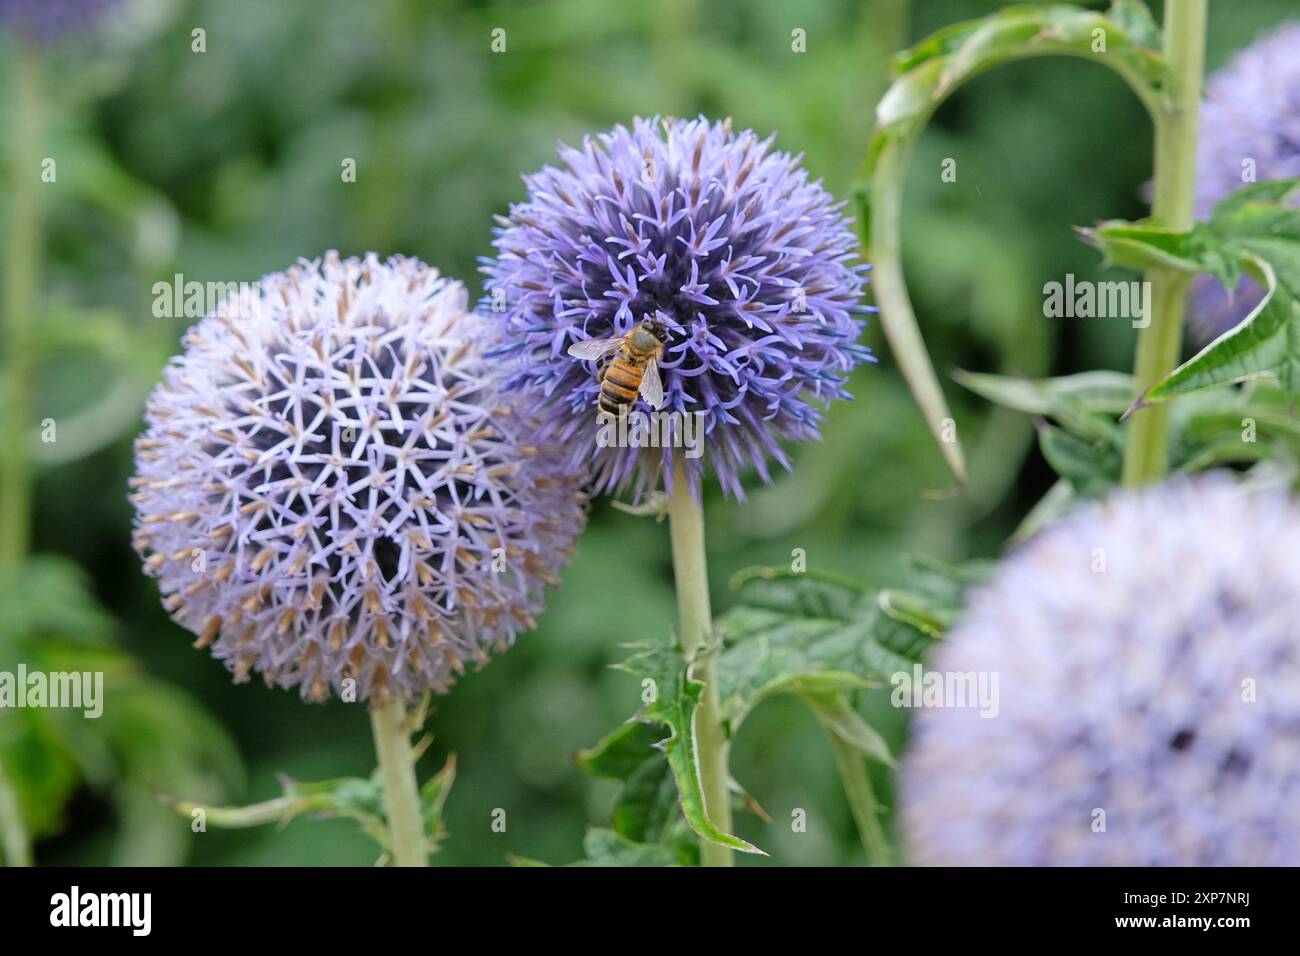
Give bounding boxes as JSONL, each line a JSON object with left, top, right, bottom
{"left": 635, "top": 318, "right": 669, "bottom": 348}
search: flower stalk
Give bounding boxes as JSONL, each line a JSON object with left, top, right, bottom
{"left": 666, "top": 456, "right": 733, "bottom": 867}
{"left": 1122, "top": 0, "right": 1207, "bottom": 487}
{"left": 826, "top": 730, "right": 891, "bottom": 866}
{"left": 369, "top": 697, "right": 427, "bottom": 867}
{"left": 1, "top": 42, "right": 41, "bottom": 571}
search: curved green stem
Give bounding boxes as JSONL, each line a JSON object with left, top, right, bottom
{"left": 370, "top": 698, "right": 428, "bottom": 867}
{"left": 860, "top": 4, "right": 1165, "bottom": 486}
{"left": 1122, "top": 0, "right": 1207, "bottom": 486}
{"left": 1, "top": 43, "right": 42, "bottom": 570}
{"left": 667, "top": 456, "right": 733, "bottom": 867}
{"left": 868, "top": 139, "right": 967, "bottom": 487}
{"left": 825, "top": 730, "right": 890, "bottom": 866}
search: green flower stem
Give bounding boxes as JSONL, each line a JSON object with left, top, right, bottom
{"left": 1, "top": 43, "right": 42, "bottom": 570}
{"left": 0, "top": 758, "right": 32, "bottom": 867}
{"left": 825, "top": 730, "right": 891, "bottom": 866}
{"left": 868, "top": 140, "right": 968, "bottom": 488}
{"left": 1122, "top": 0, "right": 1207, "bottom": 487}
{"left": 667, "top": 456, "right": 733, "bottom": 867}
{"left": 369, "top": 697, "right": 427, "bottom": 867}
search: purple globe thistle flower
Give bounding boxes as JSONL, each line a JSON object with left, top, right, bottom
{"left": 1188, "top": 22, "right": 1300, "bottom": 342}
{"left": 0, "top": 0, "right": 120, "bottom": 41}
{"left": 901, "top": 476, "right": 1300, "bottom": 866}
{"left": 131, "top": 253, "right": 587, "bottom": 703}
{"left": 481, "top": 116, "right": 873, "bottom": 500}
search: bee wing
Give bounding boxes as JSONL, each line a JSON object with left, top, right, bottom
{"left": 639, "top": 358, "right": 665, "bottom": 409}
{"left": 567, "top": 337, "right": 623, "bottom": 360}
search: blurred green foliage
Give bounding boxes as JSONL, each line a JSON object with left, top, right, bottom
{"left": 2, "top": 0, "right": 1296, "bottom": 865}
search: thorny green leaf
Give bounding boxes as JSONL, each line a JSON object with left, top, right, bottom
{"left": 614, "top": 641, "right": 764, "bottom": 855}
{"left": 1088, "top": 179, "right": 1300, "bottom": 405}
{"left": 579, "top": 562, "right": 987, "bottom": 864}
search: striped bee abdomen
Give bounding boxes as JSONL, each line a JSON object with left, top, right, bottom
{"left": 599, "top": 354, "right": 643, "bottom": 414}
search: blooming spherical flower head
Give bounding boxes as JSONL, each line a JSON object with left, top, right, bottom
{"left": 0, "top": 0, "right": 119, "bottom": 41}
{"left": 131, "top": 253, "right": 587, "bottom": 703}
{"left": 1189, "top": 22, "right": 1300, "bottom": 341}
{"left": 481, "top": 116, "right": 873, "bottom": 500}
{"left": 900, "top": 476, "right": 1300, "bottom": 865}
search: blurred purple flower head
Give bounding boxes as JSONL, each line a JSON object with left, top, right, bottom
{"left": 481, "top": 116, "right": 873, "bottom": 500}
{"left": 0, "top": 0, "right": 119, "bottom": 41}
{"left": 131, "top": 253, "right": 587, "bottom": 703}
{"left": 1189, "top": 22, "right": 1300, "bottom": 342}
{"left": 901, "top": 476, "right": 1300, "bottom": 865}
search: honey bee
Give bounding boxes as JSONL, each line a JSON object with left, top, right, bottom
{"left": 567, "top": 319, "right": 668, "bottom": 416}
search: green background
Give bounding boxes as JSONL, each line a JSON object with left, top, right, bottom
{"left": 2, "top": 0, "right": 1294, "bottom": 865}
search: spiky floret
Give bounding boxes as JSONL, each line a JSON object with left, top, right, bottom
{"left": 1188, "top": 22, "right": 1300, "bottom": 342}
{"left": 901, "top": 476, "right": 1300, "bottom": 865}
{"left": 131, "top": 253, "right": 587, "bottom": 703}
{"left": 481, "top": 115, "right": 873, "bottom": 500}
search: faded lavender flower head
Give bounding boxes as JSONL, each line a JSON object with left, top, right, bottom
{"left": 131, "top": 253, "right": 587, "bottom": 703}
{"left": 481, "top": 116, "right": 873, "bottom": 500}
{"left": 1188, "top": 22, "right": 1300, "bottom": 342}
{"left": 901, "top": 476, "right": 1300, "bottom": 865}
{"left": 0, "top": 0, "right": 119, "bottom": 41}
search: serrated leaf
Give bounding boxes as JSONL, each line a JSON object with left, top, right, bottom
{"left": 1037, "top": 423, "right": 1122, "bottom": 493}
{"left": 1087, "top": 180, "right": 1300, "bottom": 406}
{"left": 718, "top": 566, "right": 979, "bottom": 692}
{"left": 575, "top": 720, "right": 662, "bottom": 781}
{"left": 726, "top": 566, "right": 865, "bottom": 618}
{"left": 876, "top": 590, "right": 947, "bottom": 637}
{"left": 801, "top": 693, "right": 894, "bottom": 767}
{"left": 574, "top": 828, "right": 684, "bottom": 867}
{"left": 1175, "top": 435, "right": 1270, "bottom": 473}
{"left": 714, "top": 571, "right": 929, "bottom": 731}
{"left": 954, "top": 369, "right": 1135, "bottom": 418}
{"left": 1087, "top": 220, "right": 1236, "bottom": 285}
{"left": 508, "top": 828, "right": 684, "bottom": 867}
{"left": 1211, "top": 177, "right": 1300, "bottom": 216}
{"left": 1148, "top": 258, "right": 1297, "bottom": 400}
{"left": 587, "top": 563, "right": 984, "bottom": 864}
{"left": 610, "top": 758, "right": 680, "bottom": 845}
{"left": 616, "top": 642, "right": 764, "bottom": 856}
{"left": 1168, "top": 382, "right": 1300, "bottom": 471}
